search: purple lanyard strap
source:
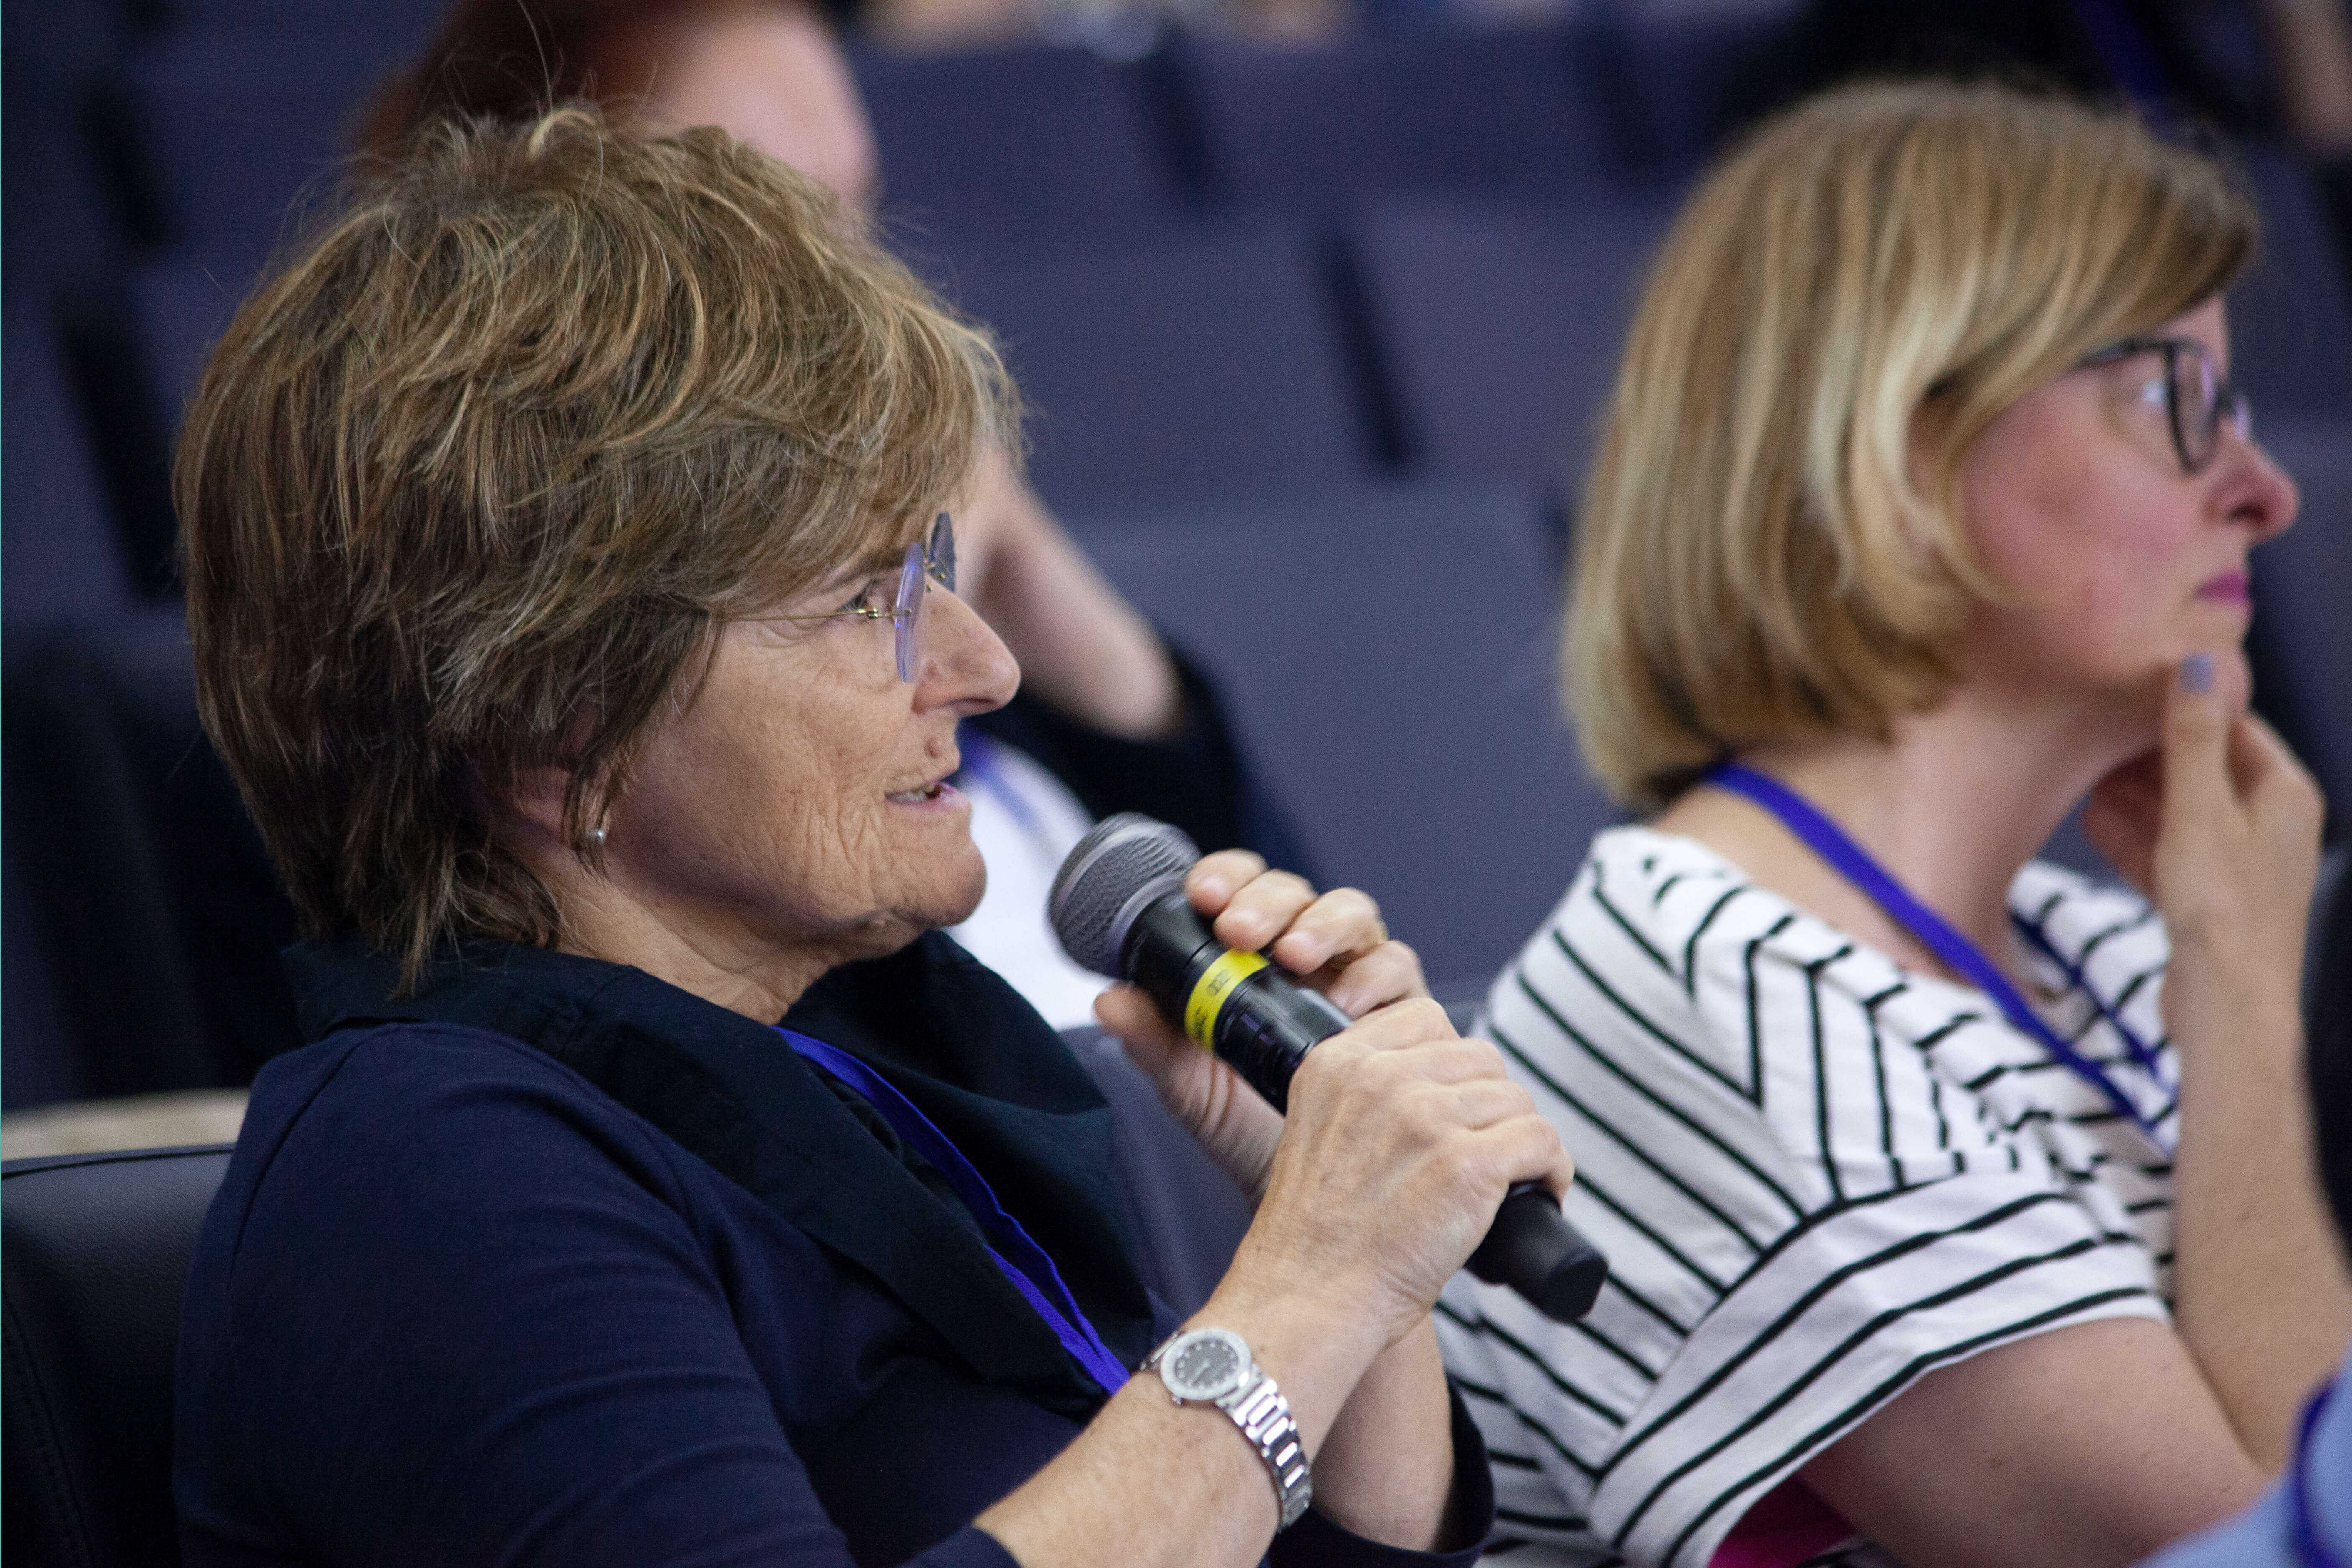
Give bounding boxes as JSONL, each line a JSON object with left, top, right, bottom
{"left": 777, "top": 1027, "right": 1132, "bottom": 1396}
{"left": 1704, "top": 763, "right": 2171, "bottom": 1144}
{"left": 2292, "top": 1379, "right": 2346, "bottom": 1568}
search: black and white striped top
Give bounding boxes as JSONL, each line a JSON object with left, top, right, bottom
{"left": 1436, "top": 827, "right": 2177, "bottom": 1568}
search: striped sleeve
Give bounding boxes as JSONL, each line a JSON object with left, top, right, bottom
{"left": 1583, "top": 885, "right": 2166, "bottom": 1567}
{"left": 1588, "top": 1176, "right": 2163, "bottom": 1565}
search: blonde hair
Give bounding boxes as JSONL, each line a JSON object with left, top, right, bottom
{"left": 179, "top": 106, "right": 1014, "bottom": 983}
{"left": 1566, "top": 80, "right": 2254, "bottom": 808}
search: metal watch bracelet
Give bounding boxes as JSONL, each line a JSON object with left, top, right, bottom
{"left": 1146, "top": 1328, "right": 1314, "bottom": 1530}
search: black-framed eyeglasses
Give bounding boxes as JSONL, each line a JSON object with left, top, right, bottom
{"left": 759, "top": 511, "right": 956, "bottom": 682}
{"left": 2079, "top": 335, "right": 2251, "bottom": 477}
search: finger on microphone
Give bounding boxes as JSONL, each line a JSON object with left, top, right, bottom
{"left": 1444, "top": 1077, "right": 1548, "bottom": 1132}
{"left": 1210, "top": 868, "right": 1319, "bottom": 953}
{"left": 1538, "top": 1127, "right": 1578, "bottom": 1202}
{"left": 1325, "top": 940, "right": 1426, "bottom": 1018}
{"left": 1184, "top": 848, "right": 1266, "bottom": 911}
{"left": 1266, "top": 886, "right": 1386, "bottom": 972}
{"left": 1461, "top": 1113, "right": 1573, "bottom": 1203}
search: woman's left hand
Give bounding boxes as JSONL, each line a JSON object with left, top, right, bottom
{"left": 2084, "top": 648, "right": 2323, "bottom": 1019}
{"left": 1094, "top": 851, "right": 1430, "bottom": 1202}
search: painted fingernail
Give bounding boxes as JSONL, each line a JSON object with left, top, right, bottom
{"left": 2181, "top": 652, "right": 2214, "bottom": 694}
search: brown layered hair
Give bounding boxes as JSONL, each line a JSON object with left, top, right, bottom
{"left": 1566, "top": 80, "right": 2257, "bottom": 807}
{"left": 178, "top": 107, "right": 1012, "bottom": 982}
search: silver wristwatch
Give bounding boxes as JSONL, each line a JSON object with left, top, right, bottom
{"left": 1145, "top": 1326, "right": 1313, "bottom": 1530}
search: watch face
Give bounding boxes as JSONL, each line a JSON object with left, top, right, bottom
{"left": 1163, "top": 1330, "right": 1249, "bottom": 1401}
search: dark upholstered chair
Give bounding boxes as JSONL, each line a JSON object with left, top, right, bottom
{"left": 107, "top": 31, "right": 415, "bottom": 269}
{"left": 4, "top": 612, "right": 305, "bottom": 1101}
{"left": 854, "top": 43, "right": 1186, "bottom": 236}
{"left": 0, "top": 1070, "right": 1243, "bottom": 1565}
{"left": 1, "top": 302, "right": 137, "bottom": 646}
{"left": 927, "top": 220, "right": 1377, "bottom": 511}
{"left": 1347, "top": 193, "right": 1676, "bottom": 492}
{"left": 3, "top": 1144, "right": 235, "bottom": 1568}
{"left": 2230, "top": 147, "right": 2352, "bottom": 420}
{"left": 1072, "top": 480, "right": 1620, "bottom": 989}
{"left": 1182, "top": 24, "right": 1618, "bottom": 207}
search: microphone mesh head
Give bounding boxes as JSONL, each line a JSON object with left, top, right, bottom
{"left": 1048, "top": 814, "right": 1202, "bottom": 977}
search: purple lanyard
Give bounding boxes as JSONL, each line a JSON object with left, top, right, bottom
{"left": 776, "top": 1027, "right": 1131, "bottom": 1396}
{"left": 2292, "top": 1380, "right": 2346, "bottom": 1568}
{"left": 1704, "top": 763, "right": 2171, "bottom": 1143}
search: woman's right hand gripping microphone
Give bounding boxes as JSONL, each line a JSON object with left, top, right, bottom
{"left": 1052, "top": 814, "right": 1607, "bottom": 1329}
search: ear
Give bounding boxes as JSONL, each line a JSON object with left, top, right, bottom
{"left": 472, "top": 755, "right": 574, "bottom": 854}
{"left": 510, "top": 763, "right": 573, "bottom": 841}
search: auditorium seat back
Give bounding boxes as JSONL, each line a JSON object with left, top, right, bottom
{"left": 2, "top": 62, "right": 127, "bottom": 304}
{"left": 137, "top": 0, "right": 444, "bottom": 39}
{"left": 3, "top": 612, "right": 303, "bottom": 1101}
{"left": 1586, "top": 7, "right": 1800, "bottom": 180}
{"left": 1071, "top": 480, "right": 1618, "bottom": 986}
{"left": 1349, "top": 193, "right": 1674, "bottom": 490}
{"left": 856, "top": 44, "right": 1188, "bottom": 237}
{"left": 52, "top": 257, "right": 246, "bottom": 576}
{"left": 3, "top": 301, "right": 138, "bottom": 646}
{"left": 2230, "top": 146, "right": 2352, "bottom": 419}
{"left": 108, "top": 31, "right": 396, "bottom": 270}
{"left": 931, "top": 220, "right": 1378, "bottom": 509}
{"left": 1183, "top": 24, "right": 1618, "bottom": 209}
{"left": 2, "top": 1143, "right": 235, "bottom": 1568}
{"left": 4, "top": 836, "right": 88, "bottom": 1112}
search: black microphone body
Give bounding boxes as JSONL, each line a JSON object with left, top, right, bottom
{"left": 1123, "top": 895, "right": 1349, "bottom": 1114}
{"left": 1051, "top": 815, "right": 1609, "bottom": 1323}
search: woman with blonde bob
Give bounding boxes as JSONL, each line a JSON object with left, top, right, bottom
{"left": 1434, "top": 81, "right": 2352, "bottom": 1568}
{"left": 170, "top": 108, "right": 1571, "bottom": 1567}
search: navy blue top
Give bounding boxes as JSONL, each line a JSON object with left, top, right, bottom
{"left": 174, "top": 932, "right": 1492, "bottom": 1567}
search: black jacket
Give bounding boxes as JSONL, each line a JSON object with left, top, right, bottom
{"left": 174, "top": 932, "right": 1491, "bottom": 1566}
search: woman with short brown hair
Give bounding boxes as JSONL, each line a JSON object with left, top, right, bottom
{"left": 357, "top": 0, "right": 1308, "bottom": 1031}
{"left": 1435, "top": 80, "right": 2352, "bottom": 1568}
{"left": 172, "top": 107, "right": 1571, "bottom": 1568}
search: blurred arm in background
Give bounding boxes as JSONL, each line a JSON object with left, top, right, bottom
{"left": 2260, "top": 0, "right": 2352, "bottom": 155}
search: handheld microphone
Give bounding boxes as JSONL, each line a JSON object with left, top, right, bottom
{"left": 1048, "top": 814, "right": 1608, "bottom": 1323}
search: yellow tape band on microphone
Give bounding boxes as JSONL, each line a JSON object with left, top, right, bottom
{"left": 1185, "top": 950, "right": 1269, "bottom": 1049}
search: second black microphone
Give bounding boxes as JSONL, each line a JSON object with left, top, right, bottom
{"left": 1049, "top": 813, "right": 1609, "bottom": 1323}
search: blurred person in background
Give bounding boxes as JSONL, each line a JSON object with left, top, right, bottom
{"left": 854, "top": 0, "right": 1347, "bottom": 55}
{"left": 1433, "top": 81, "right": 2352, "bottom": 1568}
{"left": 361, "top": 0, "right": 1314, "bottom": 1031}
{"left": 172, "top": 107, "right": 1571, "bottom": 1566}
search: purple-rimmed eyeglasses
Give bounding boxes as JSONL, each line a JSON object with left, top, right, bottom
{"left": 2080, "top": 335, "right": 2251, "bottom": 477}
{"left": 767, "top": 512, "right": 956, "bottom": 682}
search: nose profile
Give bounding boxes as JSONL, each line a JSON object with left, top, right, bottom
{"left": 916, "top": 584, "right": 1020, "bottom": 715}
{"left": 2230, "top": 434, "right": 2302, "bottom": 543}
